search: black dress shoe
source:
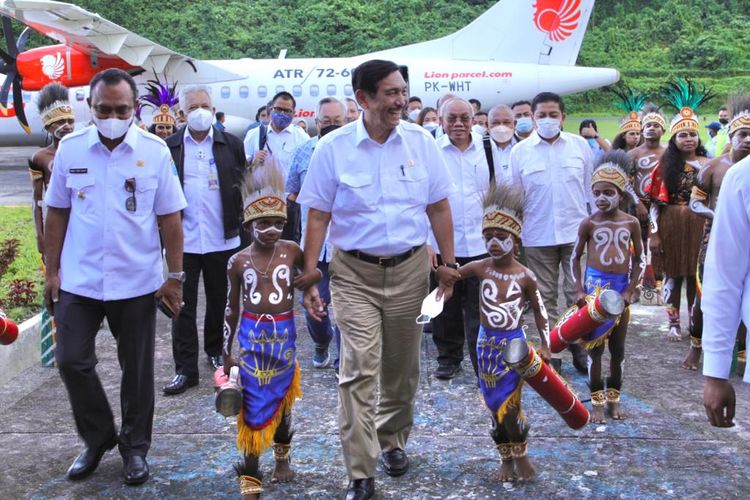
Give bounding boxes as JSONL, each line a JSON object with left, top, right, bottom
{"left": 208, "top": 355, "right": 223, "bottom": 370}
{"left": 381, "top": 448, "right": 409, "bottom": 477}
{"left": 67, "top": 435, "right": 117, "bottom": 480}
{"left": 569, "top": 343, "right": 589, "bottom": 374}
{"left": 344, "top": 478, "right": 375, "bottom": 500}
{"left": 162, "top": 374, "right": 199, "bottom": 395}
{"left": 123, "top": 455, "right": 149, "bottom": 485}
{"left": 434, "top": 364, "right": 462, "bottom": 380}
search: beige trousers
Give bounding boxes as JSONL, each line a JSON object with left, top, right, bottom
{"left": 329, "top": 245, "right": 429, "bottom": 479}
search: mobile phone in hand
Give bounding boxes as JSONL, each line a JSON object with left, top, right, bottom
{"left": 156, "top": 297, "right": 176, "bottom": 319}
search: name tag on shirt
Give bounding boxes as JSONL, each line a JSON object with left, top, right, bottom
{"left": 70, "top": 168, "right": 88, "bottom": 174}
{"left": 208, "top": 161, "right": 219, "bottom": 190}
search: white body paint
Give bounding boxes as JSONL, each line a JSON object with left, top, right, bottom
{"left": 269, "top": 265, "right": 291, "bottom": 305}
{"left": 590, "top": 220, "right": 631, "bottom": 266}
{"left": 243, "top": 268, "right": 261, "bottom": 305}
{"left": 480, "top": 278, "right": 523, "bottom": 330}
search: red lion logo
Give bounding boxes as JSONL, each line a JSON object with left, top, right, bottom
{"left": 533, "top": 0, "right": 582, "bottom": 42}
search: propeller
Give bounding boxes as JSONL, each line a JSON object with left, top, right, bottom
{"left": 0, "top": 16, "right": 31, "bottom": 134}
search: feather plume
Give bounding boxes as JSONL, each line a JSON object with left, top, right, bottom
{"left": 610, "top": 83, "right": 647, "bottom": 114}
{"left": 728, "top": 93, "right": 750, "bottom": 118}
{"left": 660, "top": 78, "right": 715, "bottom": 113}
{"left": 36, "top": 83, "right": 69, "bottom": 113}
{"left": 482, "top": 183, "right": 524, "bottom": 221}
{"left": 139, "top": 71, "right": 179, "bottom": 109}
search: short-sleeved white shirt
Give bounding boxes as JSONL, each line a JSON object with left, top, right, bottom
{"left": 243, "top": 123, "right": 310, "bottom": 180}
{"left": 297, "top": 116, "right": 454, "bottom": 256}
{"left": 428, "top": 132, "right": 489, "bottom": 258}
{"left": 509, "top": 130, "right": 594, "bottom": 247}
{"left": 45, "top": 124, "right": 187, "bottom": 301}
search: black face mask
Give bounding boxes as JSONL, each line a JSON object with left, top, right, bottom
{"left": 320, "top": 124, "right": 341, "bottom": 137}
{"left": 719, "top": 118, "right": 729, "bottom": 125}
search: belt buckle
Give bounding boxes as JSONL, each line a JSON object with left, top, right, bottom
{"left": 378, "top": 256, "right": 387, "bottom": 266}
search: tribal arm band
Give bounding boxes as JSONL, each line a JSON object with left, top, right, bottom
{"left": 689, "top": 186, "right": 714, "bottom": 219}
{"left": 649, "top": 204, "right": 660, "bottom": 234}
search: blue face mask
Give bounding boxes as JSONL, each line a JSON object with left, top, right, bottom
{"left": 271, "top": 111, "right": 293, "bottom": 129}
{"left": 516, "top": 116, "right": 533, "bottom": 133}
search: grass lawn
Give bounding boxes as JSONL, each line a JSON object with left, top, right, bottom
{"left": 0, "top": 206, "right": 43, "bottom": 323}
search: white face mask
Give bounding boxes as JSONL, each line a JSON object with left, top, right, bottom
{"left": 92, "top": 115, "right": 132, "bottom": 140}
{"left": 595, "top": 192, "right": 621, "bottom": 211}
{"left": 486, "top": 235, "right": 514, "bottom": 257}
{"left": 472, "top": 124, "right": 487, "bottom": 135}
{"left": 416, "top": 288, "right": 445, "bottom": 324}
{"left": 536, "top": 117, "right": 561, "bottom": 139}
{"left": 408, "top": 109, "right": 421, "bottom": 122}
{"left": 423, "top": 122, "right": 438, "bottom": 132}
{"left": 187, "top": 107, "right": 213, "bottom": 132}
{"left": 490, "top": 125, "right": 514, "bottom": 144}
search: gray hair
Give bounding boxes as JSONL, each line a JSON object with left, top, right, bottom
{"left": 488, "top": 104, "right": 513, "bottom": 120}
{"left": 440, "top": 97, "right": 473, "bottom": 118}
{"left": 179, "top": 84, "right": 212, "bottom": 108}
{"left": 316, "top": 97, "right": 347, "bottom": 117}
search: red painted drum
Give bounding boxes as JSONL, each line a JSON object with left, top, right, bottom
{"left": 549, "top": 289, "right": 625, "bottom": 353}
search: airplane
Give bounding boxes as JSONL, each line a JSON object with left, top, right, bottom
{"left": 0, "top": 0, "right": 619, "bottom": 146}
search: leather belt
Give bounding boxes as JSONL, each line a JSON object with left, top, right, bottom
{"left": 345, "top": 245, "right": 421, "bottom": 267}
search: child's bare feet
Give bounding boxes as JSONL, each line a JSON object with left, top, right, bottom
{"left": 271, "top": 444, "right": 294, "bottom": 483}
{"left": 513, "top": 456, "right": 536, "bottom": 482}
{"left": 606, "top": 388, "right": 626, "bottom": 420}
{"left": 591, "top": 391, "right": 607, "bottom": 423}
{"left": 667, "top": 325, "right": 682, "bottom": 342}
{"left": 239, "top": 475, "right": 262, "bottom": 500}
{"left": 682, "top": 345, "right": 701, "bottom": 370}
{"left": 497, "top": 460, "right": 515, "bottom": 482}
{"left": 242, "top": 494, "right": 260, "bottom": 500}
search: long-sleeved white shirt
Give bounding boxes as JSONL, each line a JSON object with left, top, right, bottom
{"left": 509, "top": 130, "right": 594, "bottom": 247}
{"left": 702, "top": 157, "right": 750, "bottom": 382}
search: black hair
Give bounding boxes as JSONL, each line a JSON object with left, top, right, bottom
{"left": 416, "top": 107, "right": 437, "bottom": 126}
{"left": 475, "top": 111, "right": 488, "bottom": 117}
{"left": 215, "top": 111, "right": 225, "bottom": 120}
{"left": 661, "top": 135, "right": 708, "bottom": 196}
{"left": 579, "top": 119, "right": 598, "bottom": 133}
{"left": 255, "top": 105, "right": 267, "bottom": 121}
{"left": 469, "top": 98, "right": 481, "bottom": 108}
{"left": 89, "top": 68, "right": 137, "bottom": 102}
{"left": 532, "top": 92, "right": 565, "bottom": 114}
{"left": 409, "top": 96, "right": 422, "bottom": 104}
{"left": 611, "top": 131, "right": 643, "bottom": 151}
{"left": 719, "top": 106, "right": 728, "bottom": 112}
{"left": 36, "top": 83, "right": 69, "bottom": 114}
{"left": 352, "top": 59, "right": 407, "bottom": 95}
{"left": 271, "top": 91, "right": 296, "bottom": 109}
{"left": 511, "top": 100, "right": 532, "bottom": 110}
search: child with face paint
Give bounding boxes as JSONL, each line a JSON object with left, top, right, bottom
{"left": 455, "top": 184, "right": 550, "bottom": 483}
{"left": 570, "top": 150, "right": 644, "bottom": 424}
{"left": 222, "top": 165, "right": 317, "bottom": 499}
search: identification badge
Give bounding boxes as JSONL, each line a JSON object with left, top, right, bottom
{"left": 70, "top": 168, "right": 88, "bottom": 174}
{"left": 208, "top": 164, "right": 219, "bottom": 190}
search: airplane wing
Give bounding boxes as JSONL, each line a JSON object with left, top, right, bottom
{"left": 0, "top": 0, "right": 246, "bottom": 82}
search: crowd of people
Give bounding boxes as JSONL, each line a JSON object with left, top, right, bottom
{"left": 28, "top": 61, "right": 749, "bottom": 499}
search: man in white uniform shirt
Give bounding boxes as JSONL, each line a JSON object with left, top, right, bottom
{"left": 163, "top": 85, "right": 245, "bottom": 395}
{"left": 298, "top": 60, "right": 460, "bottom": 500}
{"left": 487, "top": 104, "right": 518, "bottom": 185}
{"left": 44, "top": 69, "right": 187, "bottom": 485}
{"left": 509, "top": 92, "right": 594, "bottom": 373}
{"left": 244, "top": 91, "right": 309, "bottom": 242}
{"left": 702, "top": 156, "right": 750, "bottom": 427}
{"left": 429, "top": 98, "right": 489, "bottom": 380}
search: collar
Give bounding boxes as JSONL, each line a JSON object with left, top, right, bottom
{"left": 86, "top": 121, "right": 139, "bottom": 150}
{"left": 355, "top": 113, "right": 402, "bottom": 146}
{"left": 184, "top": 124, "right": 214, "bottom": 146}
{"left": 268, "top": 124, "right": 294, "bottom": 137}
{"left": 529, "top": 129, "right": 566, "bottom": 146}
{"left": 492, "top": 135, "right": 518, "bottom": 151}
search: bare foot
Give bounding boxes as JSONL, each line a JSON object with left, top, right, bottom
{"left": 607, "top": 400, "right": 627, "bottom": 420}
{"left": 667, "top": 326, "right": 682, "bottom": 342}
{"left": 496, "top": 460, "right": 515, "bottom": 482}
{"left": 241, "top": 494, "right": 260, "bottom": 500}
{"left": 271, "top": 458, "right": 294, "bottom": 483}
{"left": 591, "top": 405, "right": 606, "bottom": 424}
{"left": 513, "top": 456, "right": 536, "bottom": 482}
{"left": 682, "top": 346, "right": 701, "bottom": 370}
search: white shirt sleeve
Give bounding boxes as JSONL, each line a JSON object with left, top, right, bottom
{"left": 44, "top": 143, "right": 71, "bottom": 209}
{"left": 426, "top": 138, "right": 454, "bottom": 204}
{"left": 153, "top": 147, "right": 188, "bottom": 216}
{"left": 508, "top": 144, "right": 523, "bottom": 187}
{"left": 581, "top": 138, "right": 595, "bottom": 212}
{"left": 297, "top": 140, "right": 337, "bottom": 213}
{"left": 702, "top": 164, "right": 750, "bottom": 379}
{"left": 243, "top": 128, "right": 259, "bottom": 162}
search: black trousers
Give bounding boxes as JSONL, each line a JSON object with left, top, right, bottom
{"left": 55, "top": 290, "right": 156, "bottom": 457}
{"left": 430, "top": 254, "right": 485, "bottom": 376}
{"left": 172, "top": 249, "right": 237, "bottom": 379}
{"left": 282, "top": 199, "right": 301, "bottom": 243}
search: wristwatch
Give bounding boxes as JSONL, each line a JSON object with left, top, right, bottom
{"left": 442, "top": 262, "right": 460, "bottom": 270}
{"left": 167, "top": 271, "right": 186, "bottom": 283}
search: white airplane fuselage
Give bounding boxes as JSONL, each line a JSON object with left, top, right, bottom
{"left": 0, "top": 56, "right": 618, "bottom": 146}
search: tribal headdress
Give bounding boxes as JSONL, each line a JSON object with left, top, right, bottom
{"left": 727, "top": 93, "right": 750, "bottom": 137}
{"left": 591, "top": 150, "right": 632, "bottom": 192}
{"left": 139, "top": 73, "right": 178, "bottom": 126}
{"left": 482, "top": 183, "right": 524, "bottom": 238}
{"left": 36, "top": 83, "right": 73, "bottom": 128}
{"left": 242, "top": 165, "right": 287, "bottom": 224}
{"left": 611, "top": 84, "right": 647, "bottom": 134}
{"left": 660, "top": 78, "right": 715, "bottom": 135}
{"left": 640, "top": 103, "right": 667, "bottom": 130}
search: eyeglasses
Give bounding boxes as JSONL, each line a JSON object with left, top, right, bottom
{"left": 271, "top": 106, "right": 294, "bottom": 115}
{"left": 124, "top": 178, "right": 136, "bottom": 212}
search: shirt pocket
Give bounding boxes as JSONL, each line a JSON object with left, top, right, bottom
{"left": 562, "top": 158, "right": 584, "bottom": 183}
{"left": 65, "top": 175, "right": 96, "bottom": 214}
{"left": 523, "top": 164, "right": 547, "bottom": 187}
{"left": 338, "top": 172, "right": 375, "bottom": 211}
{"left": 134, "top": 177, "right": 159, "bottom": 215}
{"left": 397, "top": 163, "right": 429, "bottom": 204}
